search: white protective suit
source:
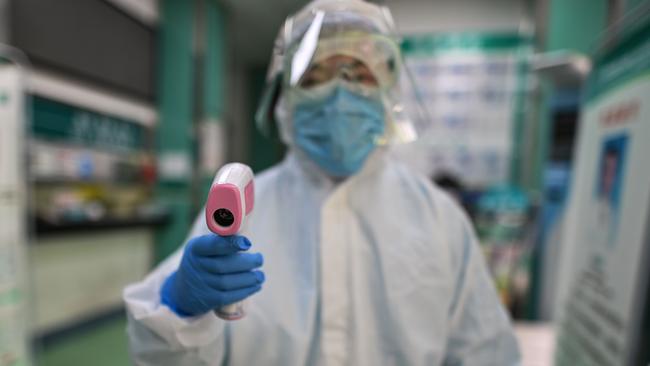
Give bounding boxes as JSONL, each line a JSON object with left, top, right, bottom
{"left": 124, "top": 149, "right": 521, "bottom": 365}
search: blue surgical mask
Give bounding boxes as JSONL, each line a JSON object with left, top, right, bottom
{"left": 292, "top": 85, "right": 385, "bottom": 177}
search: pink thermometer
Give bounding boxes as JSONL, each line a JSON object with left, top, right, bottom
{"left": 205, "top": 163, "right": 255, "bottom": 320}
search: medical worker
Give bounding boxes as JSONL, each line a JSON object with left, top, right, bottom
{"left": 123, "top": 1, "right": 521, "bottom": 365}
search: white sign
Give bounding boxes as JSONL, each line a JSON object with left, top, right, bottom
{"left": 158, "top": 151, "right": 192, "bottom": 181}
{"left": 0, "top": 64, "right": 30, "bottom": 365}
{"left": 555, "top": 73, "right": 650, "bottom": 366}
{"left": 0, "top": 65, "right": 24, "bottom": 190}
{"left": 401, "top": 43, "right": 529, "bottom": 187}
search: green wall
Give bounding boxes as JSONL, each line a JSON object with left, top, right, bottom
{"left": 527, "top": 0, "right": 611, "bottom": 319}
{"left": 532, "top": 0, "right": 609, "bottom": 191}
{"left": 156, "top": 0, "right": 228, "bottom": 262}
{"left": 626, "top": 0, "right": 649, "bottom": 12}
{"left": 155, "top": 0, "right": 195, "bottom": 262}
{"left": 199, "top": 0, "right": 228, "bottom": 200}
{"left": 248, "top": 67, "right": 286, "bottom": 173}
{"left": 546, "top": 0, "right": 608, "bottom": 53}
{"left": 203, "top": 0, "right": 225, "bottom": 120}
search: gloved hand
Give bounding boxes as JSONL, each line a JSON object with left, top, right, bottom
{"left": 161, "top": 234, "right": 265, "bottom": 317}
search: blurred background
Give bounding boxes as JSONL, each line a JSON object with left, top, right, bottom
{"left": 0, "top": 0, "right": 649, "bottom": 365}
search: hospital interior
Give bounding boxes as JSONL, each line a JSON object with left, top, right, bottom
{"left": 0, "top": 0, "right": 649, "bottom": 365}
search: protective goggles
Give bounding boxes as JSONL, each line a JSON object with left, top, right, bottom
{"left": 285, "top": 33, "right": 400, "bottom": 92}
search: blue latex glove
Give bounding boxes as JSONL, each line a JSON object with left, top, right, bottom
{"left": 161, "top": 234, "right": 265, "bottom": 317}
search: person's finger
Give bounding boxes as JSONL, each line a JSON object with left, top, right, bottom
{"left": 209, "top": 285, "right": 263, "bottom": 306}
{"left": 189, "top": 234, "right": 251, "bottom": 256}
{"left": 196, "top": 252, "right": 264, "bottom": 274}
{"left": 205, "top": 270, "right": 265, "bottom": 291}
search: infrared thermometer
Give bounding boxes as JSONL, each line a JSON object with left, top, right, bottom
{"left": 205, "top": 163, "right": 255, "bottom": 320}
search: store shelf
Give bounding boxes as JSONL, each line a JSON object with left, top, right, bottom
{"left": 34, "top": 213, "right": 169, "bottom": 235}
{"left": 29, "top": 228, "right": 156, "bottom": 336}
{"left": 31, "top": 177, "right": 146, "bottom": 186}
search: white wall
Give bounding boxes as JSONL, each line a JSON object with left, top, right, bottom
{"left": 386, "top": 0, "right": 533, "bottom": 35}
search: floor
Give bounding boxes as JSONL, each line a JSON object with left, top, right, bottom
{"left": 514, "top": 322, "right": 556, "bottom": 366}
{"left": 33, "top": 317, "right": 130, "bottom": 366}
{"left": 33, "top": 318, "right": 556, "bottom": 366}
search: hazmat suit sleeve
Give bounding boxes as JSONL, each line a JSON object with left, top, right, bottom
{"left": 123, "top": 213, "right": 227, "bottom": 366}
{"left": 441, "top": 197, "right": 522, "bottom": 366}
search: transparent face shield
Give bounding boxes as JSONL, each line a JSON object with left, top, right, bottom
{"left": 256, "top": 0, "right": 428, "bottom": 145}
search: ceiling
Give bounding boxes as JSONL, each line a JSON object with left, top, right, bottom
{"left": 221, "top": 0, "right": 310, "bottom": 66}
{"left": 219, "top": 0, "right": 532, "bottom": 66}
{"left": 104, "top": 0, "right": 159, "bottom": 25}
{"left": 104, "top": 0, "right": 532, "bottom": 67}
{"left": 102, "top": 0, "right": 308, "bottom": 66}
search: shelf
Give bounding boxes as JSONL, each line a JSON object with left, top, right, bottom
{"left": 34, "top": 213, "right": 170, "bottom": 235}
{"left": 531, "top": 51, "right": 592, "bottom": 88}
{"left": 32, "top": 177, "right": 146, "bottom": 185}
